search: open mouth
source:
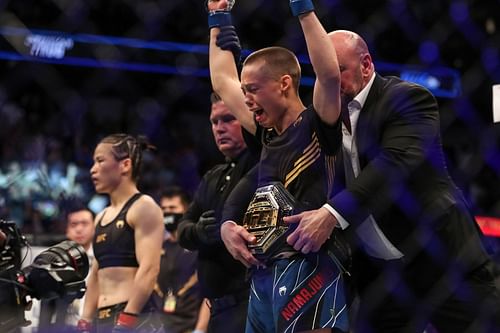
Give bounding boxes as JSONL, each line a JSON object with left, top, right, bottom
{"left": 254, "top": 109, "right": 264, "bottom": 122}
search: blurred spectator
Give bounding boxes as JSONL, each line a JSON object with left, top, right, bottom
{"left": 154, "top": 186, "right": 209, "bottom": 333}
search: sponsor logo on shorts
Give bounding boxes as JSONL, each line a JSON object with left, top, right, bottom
{"left": 98, "top": 308, "right": 111, "bottom": 319}
{"left": 280, "top": 272, "right": 325, "bottom": 321}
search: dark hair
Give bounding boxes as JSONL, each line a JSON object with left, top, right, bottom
{"left": 99, "top": 133, "right": 155, "bottom": 182}
{"left": 63, "top": 200, "right": 95, "bottom": 221}
{"left": 160, "top": 186, "right": 191, "bottom": 208}
{"left": 243, "top": 46, "right": 301, "bottom": 93}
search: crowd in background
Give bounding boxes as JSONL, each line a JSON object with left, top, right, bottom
{"left": 0, "top": 0, "right": 499, "bottom": 241}
{"left": 0, "top": 109, "right": 498, "bottom": 243}
{"left": 0, "top": 98, "right": 214, "bottom": 238}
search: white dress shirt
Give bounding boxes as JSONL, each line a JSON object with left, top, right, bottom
{"left": 324, "top": 73, "right": 404, "bottom": 260}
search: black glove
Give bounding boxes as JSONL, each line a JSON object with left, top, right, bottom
{"left": 216, "top": 25, "right": 241, "bottom": 65}
{"left": 195, "top": 210, "right": 220, "bottom": 245}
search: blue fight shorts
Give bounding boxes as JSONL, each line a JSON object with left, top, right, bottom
{"left": 245, "top": 252, "right": 349, "bottom": 333}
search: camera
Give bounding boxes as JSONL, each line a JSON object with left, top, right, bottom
{"left": 0, "top": 219, "right": 89, "bottom": 332}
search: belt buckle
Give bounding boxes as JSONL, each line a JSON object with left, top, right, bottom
{"left": 242, "top": 182, "right": 296, "bottom": 261}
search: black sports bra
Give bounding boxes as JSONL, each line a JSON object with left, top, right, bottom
{"left": 93, "top": 193, "right": 142, "bottom": 269}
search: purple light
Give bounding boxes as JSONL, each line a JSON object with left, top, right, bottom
{"left": 481, "top": 47, "right": 499, "bottom": 71}
{"left": 419, "top": 40, "right": 439, "bottom": 64}
{"left": 449, "top": 2, "right": 469, "bottom": 23}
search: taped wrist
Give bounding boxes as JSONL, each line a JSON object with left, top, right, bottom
{"left": 290, "top": 0, "right": 314, "bottom": 16}
{"left": 115, "top": 312, "right": 138, "bottom": 328}
{"left": 77, "top": 319, "right": 92, "bottom": 332}
{"left": 208, "top": 10, "right": 232, "bottom": 29}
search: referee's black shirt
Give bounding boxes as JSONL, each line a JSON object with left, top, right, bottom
{"left": 177, "top": 148, "right": 258, "bottom": 298}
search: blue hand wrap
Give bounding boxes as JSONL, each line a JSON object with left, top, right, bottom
{"left": 290, "top": 0, "right": 314, "bottom": 16}
{"left": 208, "top": 10, "right": 232, "bottom": 29}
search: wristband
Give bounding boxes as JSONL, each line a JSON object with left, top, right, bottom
{"left": 77, "top": 318, "right": 92, "bottom": 332}
{"left": 208, "top": 10, "right": 232, "bottom": 29}
{"left": 290, "top": 0, "right": 314, "bottom": 17}
{"left": 115, "top": 311, "right": 138, "bottom": 328}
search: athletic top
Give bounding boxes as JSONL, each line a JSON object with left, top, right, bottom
{"left": 222, "top": 106, "right": 342, "bottom": 259}
{"left": 257, "top": 106, "right": 341, "bottom": 208}
{"left": 93, "top": 193, "right": 142, "bottom": 268}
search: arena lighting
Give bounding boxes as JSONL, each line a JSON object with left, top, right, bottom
{"left": 400, "top": 68, "right": 461, "bottom": 99}
{"left": 476, "top": 216, "right": 500, "bottom": 238}
{"left": 0, "top": 26, "right": 460, "bottom": 98}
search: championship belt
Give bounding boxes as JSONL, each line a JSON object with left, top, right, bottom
{"left": 242, "top": 182, "right": 297, "bottom": 261}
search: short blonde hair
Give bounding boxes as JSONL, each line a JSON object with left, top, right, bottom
{"left": 243, "top": 46, "right": 301, "bottom": 94}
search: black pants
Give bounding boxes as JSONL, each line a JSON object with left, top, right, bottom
{"left": 207, "top": 289, "right": 249, "bottom": 333}
{"left": 353, "top": 255, "right": 500, "bottom": 333}
{"left": 95, "top": 301, "right": 164, "bottom": 333}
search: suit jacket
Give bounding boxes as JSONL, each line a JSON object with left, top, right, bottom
{"left": 328, "top": 74, "right": 489, "bottom": 275}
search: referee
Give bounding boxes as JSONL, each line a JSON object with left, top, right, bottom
{"left": 177, "top": 93, "right": 259, "bottom": 333}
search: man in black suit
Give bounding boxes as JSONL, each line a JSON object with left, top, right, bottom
{"left": 285, "top": 30, "right": 500, "bottom": 333}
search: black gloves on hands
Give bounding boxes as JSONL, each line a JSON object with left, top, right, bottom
{"left": 216, "top": 25, "right": 242, "bottom": 65}
{"left": 195, "top": 210, "right": 220, "bottom": 245}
